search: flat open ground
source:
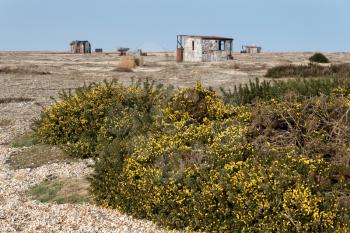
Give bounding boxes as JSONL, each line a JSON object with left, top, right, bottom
{"left": 2, "top": 52, "right": 350, "bottom": 104}
{"left": 1, "top": 52, "right": 350, "bottom": 232}
{"left": 2, "top": 51, "right": 350, "bottom": 142}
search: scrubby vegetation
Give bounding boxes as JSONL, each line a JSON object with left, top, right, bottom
{"left": 220, "top": 77, "right": 350, "bottom": 105}
{"left": 265, "top": 63, "right": 350, "bottom": 78}
{"left": 114, "top": 55, "right": 144, "bottom": 72}
{"left": 0, "top": 97, "right": 34, "bottom": 104}
{"left": 6, "top": 145, "right": 73, "bottom": 169}
{"left": 35, "top": 80, "right": 171, "bottom": 158}
{"left": 309, "top": 52, "right": 330, "bottom": 63}
{"left": 11, "top": 132, "right": 39, "bottom": 148}
{"left": 114, "top": 67, "right": 134, "bottom": 72}
{"left": 35, "top": 79, "right": 350, "bottom": 232}
{"left": 0, "top": 66, "right": 51, "bottom": 75}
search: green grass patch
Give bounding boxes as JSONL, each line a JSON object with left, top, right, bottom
{"left": 0, "top": 119, "right": 12, "bottom": 127}
{"left": 11, "top": 132, "right": 40, "bottom": 148}
{"left": 27, "top": 177, "right": 91, "bottom": 204}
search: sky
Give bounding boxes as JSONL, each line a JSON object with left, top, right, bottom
{"left": 0, "top": 0, "right": 349, "bottom": 52}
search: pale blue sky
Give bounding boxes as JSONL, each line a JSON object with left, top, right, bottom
{"left": 0, "top": 0, "right": 349, "bottom": 52}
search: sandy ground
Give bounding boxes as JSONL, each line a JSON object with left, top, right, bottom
{"left": 1, "top": 51, "right": 350, "bottom": 232}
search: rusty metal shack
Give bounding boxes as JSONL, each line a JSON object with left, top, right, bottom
{"left": 176, "top": 35, "right": 233, "bottom": 62}
{"left": 70, "top": 40, "right": 91, "bottom": 54}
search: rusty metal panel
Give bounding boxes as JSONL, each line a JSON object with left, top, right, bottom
{"left": 176, "top": 48, "right": 184, "bottom": 62}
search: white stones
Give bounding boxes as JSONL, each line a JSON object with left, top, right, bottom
{"left": 0, "top": 145, "right": 172, "bottom": 232}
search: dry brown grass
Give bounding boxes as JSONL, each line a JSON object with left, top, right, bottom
{"left": 135, "top": 56, "right": 144, "bottom": 66}
{"left": 114, "top": 67, "right": 134, "bottom": 72}
{"left": 114, "top": 56, "right": 144, "bottom": 72}
{"left": 0, "top": 119, "right": 12, "bottom": 127}
{"left": 6, "top": 144, "right": 76, "bottom": 169}
{"left": 118, "top": 56, "right": 136, "bottom": 67}
{"left": 57, "top": 177, "right": 91, "bottom": 202}
{"left": 0, "top": 97, "right": 34, "bottom": 104}
{"left": 27, "top": 177, "right": 92, "bottom": 204}
{"left": 0, "top": 66, "right": 51, "bottom": 75}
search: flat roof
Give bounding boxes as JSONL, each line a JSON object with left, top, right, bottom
{"left": 178, "top": 35, "right": 234, "bottom": 40}
{"left": 243, "top": 45, "right": 262, "bottom": 48}
{"left": 70, "top": 40, "right": 90, "bottom": 45}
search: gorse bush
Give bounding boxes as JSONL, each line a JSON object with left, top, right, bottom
{"left": 37, "top": 80, "right": 350, "bottom": 231}
{"left": 163, "top": 82, "right": 232, "bottom": 124}
{"left": 90, "top": 84, "right": 350, "bottom": 232}
{"left": 309, "top": 52, "right": 330, "bottom": 63}
{"left": 265, "top": 63, "right": 350, "bottom": 78}
{"left": 35, "top": 80, "right": 171, "bottom": 158}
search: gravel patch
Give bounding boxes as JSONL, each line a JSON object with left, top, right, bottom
{"left": 0, "top": 145, "right": 172, "bottom": 232}
{"left": 0, "top": 133, "right": 173, "bottom": 232}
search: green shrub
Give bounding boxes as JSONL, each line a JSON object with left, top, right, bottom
{"left": 221, "top": 77, "right": 350, "bottom": 105}
{"left": 90, "top": 85, "right": 350, "bottom": 232}
{"left": 35, "top": 80, "right": 170, "bottom": 158}
{"left": 264, "top": 63, "right": 350, "bottom": 78}
{"left": 163, "top": 82, "right": 232, "bottom": 124}
{"left": 37, "top": 81, "right": 350, "bottom": 231}
{"left": 309, "top": 52, "right": 330, "bottom": 63}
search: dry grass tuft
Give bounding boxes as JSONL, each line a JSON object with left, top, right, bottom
{"left": 0, "top": 66, "right": 51, "bottom": 75}
{"left": 0, "top": 97, "right": 34, "bottom": 104}
{"left": 11, "top": 132, "right": 39, "bottom": 147}
{"left": 114, "top": 67, "right": 134, "bottom": 72}
{"left": 134, "top": 56, "right": 144, "bottom": 66}
{"left": 0, "top": 119, "right": 12, "bottom": 127}
{"left": 6, "top": 144, "right": 76, "bottom": 169}
{"left": 114, "top": 56, "right": 144, "bottom": 72}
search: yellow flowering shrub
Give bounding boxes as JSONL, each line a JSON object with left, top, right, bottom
{"left": 36, "top": 81, "right": 350, "bottom": 231}
{"left": 90, "top": 85, "right": 350, "bottom": 232}
{"left": 163, "top": 82, "right": 232, "bottom": 125}
{"left": 35, "top": 80, "right": 166, "bottom": 157}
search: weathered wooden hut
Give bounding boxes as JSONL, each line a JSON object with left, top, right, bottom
{"left": 70, "top": 40, "right": 91, "bottom": 54}
{"left": 176, "top": 35, "right": 233, "bottom": 62}
{"left": 241, "top": 45, "right": 262, "bottom": 54}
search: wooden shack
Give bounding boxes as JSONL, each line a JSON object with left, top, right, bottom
{"left": 176, "top": 35, "right": 233, "bottom": 62}
{"left": 70, "top": 40, "right": 91, "bottom": 54}
{"left": 241, "top": 45, "right": 262, "bottom": 54}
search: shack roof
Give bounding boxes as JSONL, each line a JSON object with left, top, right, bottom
{"left": 243, "top": 45, "right": 262, "bottom": 48}
{"left": 178, "top": 35, "right": 233, "bottom": 41}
